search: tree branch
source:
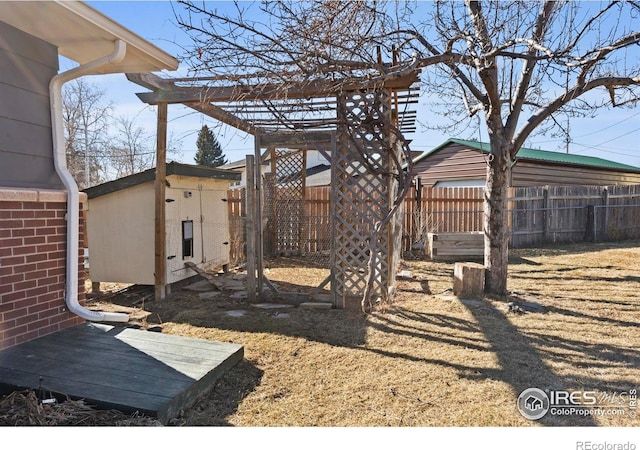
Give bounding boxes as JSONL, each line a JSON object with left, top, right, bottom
{"left": 514, "top": 76, "right": 640, "bottom": 154}
{"left": 505, "top": 1, "right": 558, "bottom": 139}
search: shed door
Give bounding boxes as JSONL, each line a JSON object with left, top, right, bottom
{"left": 166, "top": 185, "right": 230, "bottom": 281}
{"left": 199, "top": 187, "right": 230, "bottom": 267}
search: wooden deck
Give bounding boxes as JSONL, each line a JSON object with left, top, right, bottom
{"left": 0, "top": 323, "right": 243, "bottom": 424}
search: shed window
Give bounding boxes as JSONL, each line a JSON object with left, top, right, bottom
{"left": 182, "top": 220, "right": 194, "bottom": 259}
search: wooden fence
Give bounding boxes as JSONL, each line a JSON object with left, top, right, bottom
{"left": 227, "top": 183, "right": 640, "bottom": 262}
{"left": 227, "top": 188, "right": 246, "bottom": 267}
{"left": 405, "top": 184, "right": 640, "bottom": 249}
{"left": 402, "top": 186, "right": 484, "bottom": 251}
{"left": 510, "top": 184, "right": 640, "bottom": 247}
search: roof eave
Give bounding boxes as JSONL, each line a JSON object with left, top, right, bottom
{"left": 417, "top": 138, "right": 640, "bottom": 174}
{"left": 0, "top": 1, "right": 179, "bottom": 73}
{"left": 84, "top": 163, "right": 241, "bottom": 199}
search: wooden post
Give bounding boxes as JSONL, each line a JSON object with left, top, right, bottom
{"left": 602, "top": 187, "right": 609, "bottom": 241}
{"left": 542, "top": 186, "right": 549, "bottom": 242}
{"left": 510, "top": 187, "right": 518, "bottom": 247}
{"left": 387, "top": 131, "right": 402, "bottom": 300}
{"left": 585, "top": 205, "right": 596, "bottom": 242}
{"left": 245, "top": 154, "right": 256, "bottom": 302}
{"left": 328, "top": 132, "right": 339, "bottom": 308}
{"left": 453, "top": 262, "right": 485, "bottom": 298}
{"left": 255, "top": 135, "right": 264, "bottom": 296}
{"left": 155, "top": 102, "right": 168, "bottom": 300}
{"left": 300, "top": 148, "right": 307, "bottom": 254}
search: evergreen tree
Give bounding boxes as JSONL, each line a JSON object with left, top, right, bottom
{"left": 194, "top": 125, "right": 227, "bottom": 167}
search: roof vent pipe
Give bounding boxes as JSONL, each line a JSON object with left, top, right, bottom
{"left": 50, "top": 39, "right": 129, "bottom": 323}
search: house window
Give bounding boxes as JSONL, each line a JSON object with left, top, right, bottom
{"left": 182, "top": 220, "right": 194, "bottom": 259}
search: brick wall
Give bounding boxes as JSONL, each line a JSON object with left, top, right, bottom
{"left": 0, "top": 189, "right": 87, "bottom": 349}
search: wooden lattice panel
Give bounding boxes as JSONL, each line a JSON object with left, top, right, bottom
{"left": 300, "top": 186, "right": 332, "bottom": 266}
{"left": 332, "top": 90, "right": 395, "bottom": 304}
{"left": 272, "top": 149, "right": 304, "bottom": 255}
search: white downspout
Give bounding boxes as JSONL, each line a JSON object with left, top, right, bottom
{"left": 50, "top": 40, "right": 129, "bottom": 323}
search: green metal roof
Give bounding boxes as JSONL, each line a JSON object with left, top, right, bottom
{"left": 413, "top": 138, "right": 640, "bottom": 173}
{"left": 84, "top": 162, "right": 241, "bottom": 199}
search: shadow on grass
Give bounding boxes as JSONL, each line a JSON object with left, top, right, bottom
{"left": 510, "top": 239, "right": 640, "bottom": 258}
{"left": 369, "top": 310, "right": 488, "bottom": 352}
{"left": 461, "top": 303, "right": 598, "bottom": 426}
{"left": 511, "top": 273, "right": 640, "bottom": 285}
{"left": 367, "top": 305, "right": 594, "bottom": 425}
{"left": 171, "top": 359, "right": 264, "bottom": 426}
{"left": 369, "top": 296, "right": 639, "bottom": 426}
{"left": 509, "top": 255, "right": 543, "bottom": 266}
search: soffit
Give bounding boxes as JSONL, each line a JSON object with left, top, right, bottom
{"left": 0, "top": 1, "right": 178, "bottom": 74}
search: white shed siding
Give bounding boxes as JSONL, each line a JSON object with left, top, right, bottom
{"left": 86, "top": 182, "right": 155, "bottom": 284}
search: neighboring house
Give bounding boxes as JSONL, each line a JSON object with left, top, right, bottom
{"left": 413, "top": 138, "right": 640, "bottom": 187}
{"left": 220, "top": 158, "right": 269, "bottom": 189}
{"left": 224, "top": 149, "right": 423, "bottom": 189}
{"left": 0, "top": 2, "right": 178, "bottom": 349}
{"left": 222, "top": 149, "right": 332, "bottom": 188}
{"left": 301, "top": 164, "right": 332, "bottom": 187}
{"left": 84, "top": 162, "right": 240, "bottom": 287}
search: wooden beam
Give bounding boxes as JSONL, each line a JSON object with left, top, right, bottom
{"left": 186, "top": 102, "right": 256, "bottom": 136}
{"left": 126, "top": 72, "right": 171, "bottom": 92}
{"left": 259, "top": 130, "right": 334, "bottom": 148}
{"left": 155, "top": 102, "right": 168, "bottom": 300}
{"left": 134, "top": 71, "right": 421, "bottom": 105}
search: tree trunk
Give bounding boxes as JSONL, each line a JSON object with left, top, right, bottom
{"left": 483, "top": 137, "right": 512, "bottom": 296}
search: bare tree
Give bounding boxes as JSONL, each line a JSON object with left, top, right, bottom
{"left": 62, "top": 78, "right": 112, "bottom": 188}
{"left": 108, "top": 116, "right": 156, "bottom": 178}
{"left": 108, "top": 115, "right": 184, "bottom": 179}
{"left": 175, "top": 0, "right": 640, "bottom": 298}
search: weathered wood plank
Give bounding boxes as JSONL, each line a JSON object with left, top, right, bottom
{"left": 0, "top": 366, "right": 171, "bottom": 417}
{"left": 429, "top": 232, "right": 484, "bottom": 260}
{"left": 434, "top": 248, "right": 484, "bottom": 256}
{"left": 184, "top": 261, "right": 221, "bottom": 290}
{"left": 134, "top": 72, "right": 420, "bottom": 104}
{"left": 0, "top": 323, "right": 243, "bottom": 424}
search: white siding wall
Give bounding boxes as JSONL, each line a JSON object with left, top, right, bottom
{"left": 86, "top": 182, "right": 155, "bottom": 284}
{"left": 0, "top": 21, "right": 61, "bottom": 189}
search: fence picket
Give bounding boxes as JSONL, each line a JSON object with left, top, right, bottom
{"left": 227, "top": 183, "right": 640, "bottom": 260}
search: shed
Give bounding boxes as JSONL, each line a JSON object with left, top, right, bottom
{"left": 413, "top": 138, "right": 640, "bottom": 187}
{"left": 84, "top": 162, "right": 240, "bottom": 287}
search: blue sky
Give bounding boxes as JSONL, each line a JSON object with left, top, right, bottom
{"left": 82, "top": 0, "right": 640, "bottom": 168}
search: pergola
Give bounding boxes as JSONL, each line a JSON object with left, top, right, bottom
{"left": 127, "top": 70, "right": 420, "bottom": 308}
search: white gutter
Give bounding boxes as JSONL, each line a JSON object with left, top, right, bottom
{"left": 50, "top": 39, "right": 129, "bottom": 323}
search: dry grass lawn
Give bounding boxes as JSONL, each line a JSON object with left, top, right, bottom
{"left": 30, "top": 240, "right": 640, "bottom": 426}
